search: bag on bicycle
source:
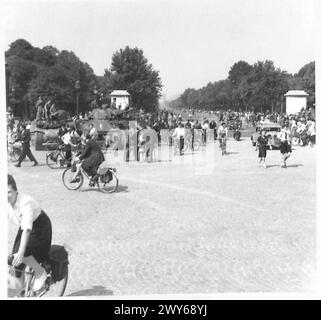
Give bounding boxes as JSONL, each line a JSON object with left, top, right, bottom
{"left": 48, "top": 245, "right": 69, "bottom": 282}
{"left": 100, "top": 170, "right": 113, "bottom": 183}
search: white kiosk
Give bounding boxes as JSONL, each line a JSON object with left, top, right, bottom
{"left": 110, "top": 90, "right": 130, "bottom": 110}
{"left": 284, "top": 90, "right": 308, "bottom": 115}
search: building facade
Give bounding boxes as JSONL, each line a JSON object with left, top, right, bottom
{"left": 284, "top": 90, "right": 308, "bottom": 115}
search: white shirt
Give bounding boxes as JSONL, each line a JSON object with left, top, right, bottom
{"left": 278, "top": 129, "right": 291, "bottom": 142}
{"left": 8, "top": 193, "right": 41, "bottom": 230}
{"left": 218, "top": 126, "right": 228, "bottom": 137}
{"left": 173, "top": 127, "right": 185, "bottom": 138}
{"left": 89, "top": 127, "right": 98, "bottom": 138}
{"left": 202, "top": 122, "right": 209, "bottom": 130}
{"left": 297, "top": 123, "right": 306, "bottom": 133}
{"left": 308, "top": 123, "right": 316, "bottom": 136}
{"left": 62, "top": 131, "right": 79, "bottom": 145}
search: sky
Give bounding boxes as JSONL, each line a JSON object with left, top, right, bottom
{"left": 1, "top": 0, "right": 317, "bottom": 100}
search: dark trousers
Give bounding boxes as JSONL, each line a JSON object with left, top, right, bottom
{"left": 17, "top": 144, "right": 37, "bottom": 164}
{"left": 179, "top": 137, "right": 184, "bottom": 154}
{"left": 65, "top": 148, "right": 72, "bottom": 167}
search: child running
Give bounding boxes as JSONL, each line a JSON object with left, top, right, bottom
{"left": 257, "top": 130, "right": 269, "bottom": 168}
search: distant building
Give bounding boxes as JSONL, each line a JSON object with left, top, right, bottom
{"left": 110, "top": 90, "right": 130, "bottom": 110}
{"left": 284, "top": 90, "right": 308, "bottom": 115}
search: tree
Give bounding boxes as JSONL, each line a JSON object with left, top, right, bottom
{"left": 244, "top": 61, "right": 289, "bottom": 113}
{"left": 296, "top": 61, "right": 315, "bottom": 107}
{"left": 228, "top": 61, "right": 253, "bottom": 111}
{"left": 103, "top": 46, "right": 162, "bottom": 112}
{"left": 5, "top": 39, "right": 33, "bottom": 60}
{"left": 6, "top": 39, "right": 98, "bottom": 117}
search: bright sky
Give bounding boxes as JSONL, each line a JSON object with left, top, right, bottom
{"left": 2, "top": 0, "right": 317, "bottom": 99}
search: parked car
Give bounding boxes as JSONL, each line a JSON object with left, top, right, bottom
{"left": 251, "top": 122, "right": 281, "bottom": 149}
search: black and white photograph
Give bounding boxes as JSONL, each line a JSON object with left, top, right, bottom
{"left": 1, "top": 0, "right": 320, "bottom": 300}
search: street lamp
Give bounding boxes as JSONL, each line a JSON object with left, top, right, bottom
{"left": 5, "top": 63, "right": 10, "bottom": 110}
{"left": 75, "top": 80, "right": 80, "bottom": 116}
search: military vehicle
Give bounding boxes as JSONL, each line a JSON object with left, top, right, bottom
{"left": 34, "top": 107, "right": 135, "bottom": 150}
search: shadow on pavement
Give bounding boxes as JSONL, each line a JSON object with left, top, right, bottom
{"left": 67, "top": 286, "right": 113, "bottom": 296}
{"left": 114, "top": 185, "right": 129, "bottom": 193}
{"left": 225, "top": 152, "right": 239, "bottom": 155}
{"left": 266, "top": 164, "right": 303, "bottom": 168}
{"left": 80, "top": 185, "right": 129, "bottom": 193}
{"left": 284, "top": 164, "right": 303, "bottom": 168}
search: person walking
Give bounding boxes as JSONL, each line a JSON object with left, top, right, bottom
{"left": 278, "top": 124, "right": 292, "bottom": 168}
{"left": 217, "top": 122, "right": 228, "bottom": 156}
{"left": 257, "top": 130, "right": 269, "bottom": 168}
{"left": 14, "top": 124, "right": 38, "bottom": 167}
{"left": 172, "top": 123, "right": 185, "bottom": 155}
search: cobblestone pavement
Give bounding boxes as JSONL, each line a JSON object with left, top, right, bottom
{"left": 8, "top": 138, "right": 316, "bottom": 296}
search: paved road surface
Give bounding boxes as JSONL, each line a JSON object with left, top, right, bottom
{"left": 8, "top": 137, "right": 316, "bottom": 296}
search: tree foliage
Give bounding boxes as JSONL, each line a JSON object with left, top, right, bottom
{"left": 169, "top": 60, "right": 315, "bottom": 112}
{"left": 5, "top": 39, "right": 97, "bottom": 117}
{"left": 103, "top": 46, "right": 162, "bottom": 112}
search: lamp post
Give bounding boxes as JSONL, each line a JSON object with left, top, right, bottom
{"left": 5, "top": 63, "right": 10, "bottom": 110}
{"left": 75, "top": 80, "right": 80, "bottom": 116}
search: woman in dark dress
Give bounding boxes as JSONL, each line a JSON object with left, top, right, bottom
{"left": 257, "top": 130, "right": 268, "bottom": 168}
{"left": 71, "top": 134, "right": 105, "bottom": 184}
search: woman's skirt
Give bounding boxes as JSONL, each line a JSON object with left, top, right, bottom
{"left": 258, "top": 145, "right": 267, "bottom": 158}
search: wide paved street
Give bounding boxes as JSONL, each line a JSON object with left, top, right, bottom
{"left": 8, "top": 137, "right": 316, "bottom": 296}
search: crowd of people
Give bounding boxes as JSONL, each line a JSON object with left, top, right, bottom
{"left": 7, "top": 102, "right": 316, "bottom": 167}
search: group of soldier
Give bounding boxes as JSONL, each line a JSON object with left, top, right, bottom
{"left": 35, "top": 96, "right": 57, "bottom": 123}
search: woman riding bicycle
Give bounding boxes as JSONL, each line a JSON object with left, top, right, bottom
{"left": 70, "top": 133, "right": 105, "bottom": 185}
{"left": 7, "top": 174, "right": 52, "bottom": 296}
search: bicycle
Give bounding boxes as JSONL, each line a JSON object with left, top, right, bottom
{"left": 62, "top": 157, "right": 119, "bottom": 193}
{"left": 45, "top": 143, "right": 79, "bottom": 169}
{"left": 7, "top": 245, "right": 69, "bottom": 298}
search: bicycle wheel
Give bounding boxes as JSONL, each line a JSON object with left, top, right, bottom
{"left": 39, "top": 267, "right": 68, "bottom": 297}
{"left": 46, "top": 152, "right": 61, "bottom": 169}
{"left": 62, "top": 167, "right": 84, "bottom": 190}
{"left": 97, "top": 170, "right": 119, "bottom": 193}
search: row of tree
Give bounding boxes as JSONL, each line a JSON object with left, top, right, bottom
{"left": 5, "top": 39, "right": 162, "bottom": 118}
{"left": 169, "top": 60, "right": 315, "bottom": 113}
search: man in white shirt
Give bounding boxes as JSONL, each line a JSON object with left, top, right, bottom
{"left": 307, "top": 121, "right": 316, "bottom": 147}
{"left": 217, "top": 122, "right": 228, "bottom": 155}
{"left": 201, "top": 119, "right": 209, "bottom": 145}
{"left": 61, "top": 126, "right": 79, "bottom": 166}
{"left": 7, "top": 175, "right": 52, "bottom": 296}
{"left": 172, "top": 123, "right": 185, "bottom": 155}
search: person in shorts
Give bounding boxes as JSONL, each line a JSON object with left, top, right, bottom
{"left": 278, "top": 124, "right": 292, "bottom": 168}
{"left": 7, "top": 175, "right": 52, "bottom": 296}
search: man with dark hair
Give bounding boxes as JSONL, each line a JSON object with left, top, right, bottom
{"left": 7, "top": 174, "right": 52, "bottom": 295}
{"left": 14, "top": 125, "right": 38, "bottom": 167}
